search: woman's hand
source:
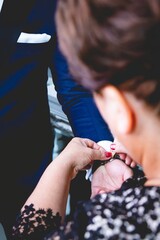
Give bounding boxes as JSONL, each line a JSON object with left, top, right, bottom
{"left": 111, "top": 138, "right": 136, "bottom": 168}
{"left": 58, "top": 137, "right": 109, "bottom": 179}
{"left": 22, "top": 137, "right": 109, "bottom": 218}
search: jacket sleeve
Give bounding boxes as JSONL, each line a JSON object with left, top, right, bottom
{"left": 50, "top": 37, "right": 113, "bottom": 142}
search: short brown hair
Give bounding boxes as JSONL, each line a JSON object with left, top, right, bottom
{"left": 56, "top": 0, "right": 160, "bottom": 112}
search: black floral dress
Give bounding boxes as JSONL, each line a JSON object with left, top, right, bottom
{"left": 12, "top": 175, "right": 160, "bottom": 240}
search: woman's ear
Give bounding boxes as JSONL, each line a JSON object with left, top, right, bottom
{"left": 94, "top": 85, "right": 135, "bottom": 135}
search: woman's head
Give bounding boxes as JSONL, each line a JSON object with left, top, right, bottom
{"left": 56, "top": 0, "right": 160, "bottom": 108}
{"left": 56, "top": 0, "right": 160, "bottom": 166}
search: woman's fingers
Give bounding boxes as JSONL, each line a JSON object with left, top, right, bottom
{"left": 110, "top": 140, "right": 136, "bottom": 168}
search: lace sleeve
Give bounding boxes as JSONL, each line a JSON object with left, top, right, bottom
{"left": 12, "top": 204, "right": 61, "bottom": 240}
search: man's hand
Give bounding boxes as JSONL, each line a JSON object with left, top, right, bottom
{"left": 91, "top": 159, "right": 133, "bottom": 198}
{"left": 90, "top": 140, "right": 134, "bottom": 198}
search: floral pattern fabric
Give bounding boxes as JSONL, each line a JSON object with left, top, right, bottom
{"left": 12, "top": 176, "right": 160, "bottom": 239}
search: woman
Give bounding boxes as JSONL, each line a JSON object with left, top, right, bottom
{"left": 12, "top": 0, "right": 160, "bottom": 239}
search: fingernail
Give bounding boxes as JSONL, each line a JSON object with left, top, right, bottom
{"left": 110, "top": 143, "right": 116, "bottom": 150}
{"left": 105, "top": 152, "right": 112, "bottom": 158}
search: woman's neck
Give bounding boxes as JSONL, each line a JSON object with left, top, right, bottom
{"left": 145, "top": 178, "right": 160, "bottom": 187}
{"left": 141, "top": 135, "right": 160, "bottom": 187}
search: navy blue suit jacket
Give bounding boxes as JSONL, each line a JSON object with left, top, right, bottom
{"left": 0, "top": 0, "right": 57, "bottom": 234}
{"left": 0, "top": 0, "right": 56, "bottom": 181}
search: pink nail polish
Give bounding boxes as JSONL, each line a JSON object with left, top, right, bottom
{"left": 105, "top": 152, "right": 112, "bottom": 158}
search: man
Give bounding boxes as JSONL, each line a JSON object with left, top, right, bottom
{"left": 0, "top": 0, "right": 113, "bottom": 238}
{"left": 52, "top": 39, "right": 113, "bottom": 216}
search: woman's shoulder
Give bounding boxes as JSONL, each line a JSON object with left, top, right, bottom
{"left": 77, "top": 181, "right": 160, "bottom": 239}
